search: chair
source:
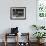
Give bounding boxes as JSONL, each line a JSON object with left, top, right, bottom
{"left": 4, "top": 33, "right": 18, "bottom": 46}
{"left": 18, "top": 33, "right": 30, "bottom": 46}
{"left": 4, "top": 27, "right": 19, "bottom": 46}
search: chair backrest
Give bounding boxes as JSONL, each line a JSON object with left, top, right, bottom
{"left": 18, "top": 33, "right": 29, "bottom": 42}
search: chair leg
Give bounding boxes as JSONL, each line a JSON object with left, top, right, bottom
{"left": 4, "top": 41, "right": 7, "bottom": 46}
{"left": 4, "top": 33, "right": 7, "bottom": 46}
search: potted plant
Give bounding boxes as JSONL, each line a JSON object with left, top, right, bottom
{"left": 40, "top": 26, "right": 45, "bottom": 29}
{"left": 32, "top": 24, "right": 45, "bottom": 30}
{"left": 32, "top": 25, "right": 39, "bottom": 30}
{"left": 33, "top": 32, "right": 46, "bottom": 43}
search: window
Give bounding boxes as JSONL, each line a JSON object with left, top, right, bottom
{"left": 37, "top": 0, "right": 46, "bottom": 18}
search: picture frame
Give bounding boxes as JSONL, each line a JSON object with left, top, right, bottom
{"left": 10, "top": 7, "right": 26, "bottom": 20}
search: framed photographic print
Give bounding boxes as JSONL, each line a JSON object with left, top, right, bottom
{"left": 10, "top": 7, "right": 26, "bottom": 20}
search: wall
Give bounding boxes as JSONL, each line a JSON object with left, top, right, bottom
{"left": 0, "top": 0, "right": 37, "bottom": 42}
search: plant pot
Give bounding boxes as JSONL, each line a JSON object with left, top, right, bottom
{"left": 40, "top": 39, "right": 45, "bottom": 43}
{"left": 37, "top": 39, "right": 40, "bottom": 43}
{"left": 37, "top": 39, "right": 45, "bottom": 44}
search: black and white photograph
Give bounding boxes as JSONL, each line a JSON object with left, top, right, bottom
{"left": 10, "top": 7, "right": 26, "bottom": 20}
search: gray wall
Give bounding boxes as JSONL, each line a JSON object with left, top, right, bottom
{"left": 0, "top": 0, "right": 36, "bottom": 33}
{"left": 0, "top": 0, "right": 37, "bottom": 42}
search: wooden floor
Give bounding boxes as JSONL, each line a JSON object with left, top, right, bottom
{"left": 0, "top": 42, "right": 46, "bottom": 46}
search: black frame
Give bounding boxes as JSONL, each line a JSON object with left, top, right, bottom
{"left": 10, "top": 7, "right": 26, "bottom": 20}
